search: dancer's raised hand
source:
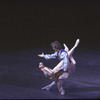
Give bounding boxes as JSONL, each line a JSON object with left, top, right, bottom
{"left": 38, "top": 52, "right": 44, "bottom": 57}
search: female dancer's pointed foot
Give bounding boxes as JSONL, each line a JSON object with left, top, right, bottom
{"left": 63, "top": 43, "right": 69, "bottom": 52}
{"left": 41, "top": 85, "right": 51, "bottom": 91}
{"left": 74, "top": 39, "right": 80, "bottom": 47}
{"left": 60, "top": 90, "right": 65, "bottom": 95}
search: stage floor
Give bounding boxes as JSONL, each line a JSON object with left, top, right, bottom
{"left": 0, "top": 47, "right": 100, "bottom": 99}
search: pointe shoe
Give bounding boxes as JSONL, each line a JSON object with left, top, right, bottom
{"left": 63, "top": 43, "right": 69, "bottom": 52}
{"left": 74, "top": 39, "right": 80, "bottom": 47}
{"left": 41, "top": 85, "right": 51, "bottom": 91}
{"left": 60, "top": 90, "right": 65, "bottom": 95}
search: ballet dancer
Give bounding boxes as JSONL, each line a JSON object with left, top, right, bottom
{"left": 38, "top": 39, "right": 80, "bottom": 95}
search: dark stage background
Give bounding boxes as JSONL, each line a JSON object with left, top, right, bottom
{"left": 0, "top": 0, "right": 99, "bottom": 50}
{"left": 0, "top": 0, "right": 100, "bottom": 99}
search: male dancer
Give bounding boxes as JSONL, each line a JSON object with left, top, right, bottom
{"left": 38, "top": 39, "right": 80, "bottom": 95}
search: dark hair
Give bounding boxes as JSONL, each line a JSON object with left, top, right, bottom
{"left": 51, "top": 41, "right": 62, "bottom": 50}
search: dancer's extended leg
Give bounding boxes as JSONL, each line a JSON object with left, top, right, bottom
{"left": 63, "top": 39, "right": 80, "bottom": 70}
{"left": 42, "top": 81, "right": 56, "bottom": 91}
{"left": 64, "top": 39, "right": 80, "bottom": 58}
{"left": 52, "top": 60, "right": 63, "bottom": 73}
